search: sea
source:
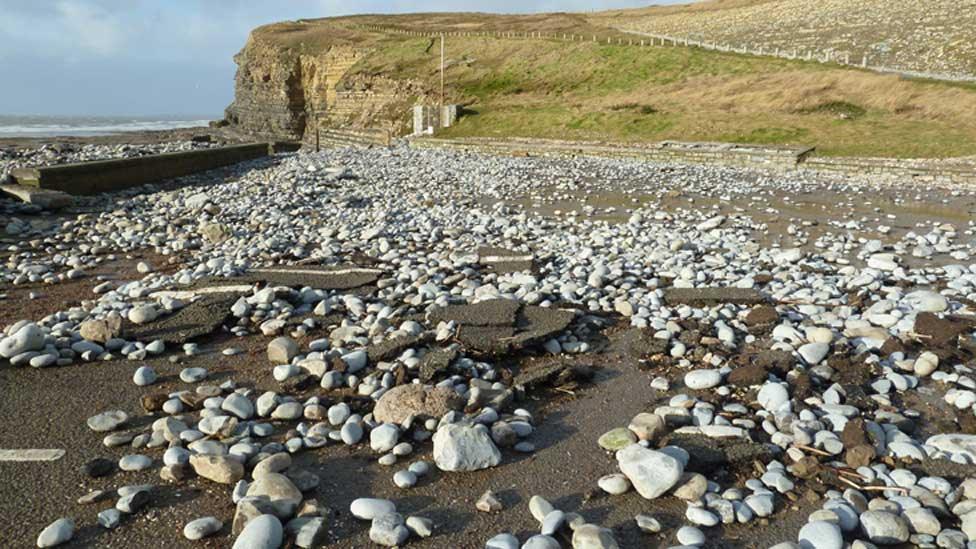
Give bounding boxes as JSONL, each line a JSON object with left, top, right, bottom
{"left": 0, "top": 115, "right": 216, "bottom": 138}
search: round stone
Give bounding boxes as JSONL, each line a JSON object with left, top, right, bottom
{"left": 798, "top": 520, "right": 844, "bottom": 549}
{"left": 183, "top": 516, "right": 222, "bottom": 540}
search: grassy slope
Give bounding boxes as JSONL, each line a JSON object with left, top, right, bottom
{"left": 257, "top": 15, "right": 976, "bottom": 158}
{"left": 352, "top": 32, "right": 976, "bottom": 158}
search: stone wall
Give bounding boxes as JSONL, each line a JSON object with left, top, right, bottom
{"left": 410, "top": 136, "right": 976, "bottom": 187}
{"left": 411, "top": 137, "right": 812, "bottom": 171}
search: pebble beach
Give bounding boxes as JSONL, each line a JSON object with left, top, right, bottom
{"left": 3, "top": 140, "right": 976, "bottom": 548}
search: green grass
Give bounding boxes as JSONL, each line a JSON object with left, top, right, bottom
{"left": 344, "top": 33, "right": 976, "bottom": 158}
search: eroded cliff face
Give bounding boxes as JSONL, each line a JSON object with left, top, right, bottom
{"left": 224, "top": 31, "right": 420, "bottom": 140}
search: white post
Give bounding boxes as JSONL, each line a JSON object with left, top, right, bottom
{"left": 440, "top": 34, "right": 445, "bottom": 118}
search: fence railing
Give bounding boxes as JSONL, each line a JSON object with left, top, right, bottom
{"left": 356, "top": 23, "right": 976, "bottom": 84}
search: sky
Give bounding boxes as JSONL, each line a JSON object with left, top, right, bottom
{"left": 0, "top": 0, "right": 678, "bottom": 117}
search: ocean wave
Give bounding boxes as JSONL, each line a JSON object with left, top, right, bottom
{"left": 0, "top": 118, "right": 214, "bottom": 137}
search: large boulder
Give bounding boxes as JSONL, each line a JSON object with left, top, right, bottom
{"left": 373, "top": 384, "right": 464, "bottom": 425}
{"left": 432, "top": 422, "right": 502, "bottom": 472}
{"left": 616, "top": 444, "right": 683, "bottom": 499}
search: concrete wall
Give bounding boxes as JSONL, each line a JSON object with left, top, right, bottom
{"left": 411, "top": 136, "right": 812, "bottom": 170}
{"left": 410, "top": 136, "right": 976, "bottom": 187}
{"left": 12, "top": 143, "right": 273, "bottom": 195}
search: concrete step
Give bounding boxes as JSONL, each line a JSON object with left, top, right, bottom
{"left": 0, "top": 184, "right": 74, "bottom": 209}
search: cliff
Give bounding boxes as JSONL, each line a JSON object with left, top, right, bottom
{"left": 224, "top": 22, "right": 421, "bottom": 140}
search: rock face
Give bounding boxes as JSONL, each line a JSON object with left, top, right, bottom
{"left": 223, "top": 26, "right": 417, "bottom": 140}
{"left": 373, "top": 384, "right": 465, "bottom": 424}
{"left": 432, "top": 422, "right": 502, "bottom": 472}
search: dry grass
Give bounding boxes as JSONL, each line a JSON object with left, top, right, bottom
{"left": 661, "top": 71, "right": 976, "bottom": 121}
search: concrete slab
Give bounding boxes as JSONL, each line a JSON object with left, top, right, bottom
{"left": 418, "top": 347, "right": 459, "bottom": 382}
{"left": 0, "top": 449, "right": 65, "bottom": 462}
{"left": 149, "top": 285, "right": 255, "bottom": 301}
{"left": 240, "top": 266, "right": 382, "bottom": 290}
{"left": 477, "top": 246, "right": 535, "bottom": 274}
{"left": 428, "top": 299, "right": 521, "bottom": 327}
{"left": 0, "top": 184, "right": 73, "bottom": 209}
{"left": 125, "top": 294, "right": 238, "bottom": 344}
{"left": 366, "top": 332, "right": 433, "bottom": 363}
{"left": 662, "top": 287, "right": 767, "bottom": 307}
{"left": 11, "top": 143, "right": 271, "bottom": 195}
{"left": 433, "top": 300, "right": 576, "bottom": 356}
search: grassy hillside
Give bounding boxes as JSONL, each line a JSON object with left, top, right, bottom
{"left": 239, "top": 10, "right": 976, "bottom": 159}
{"left": 349, "top": 31, "right": 976, "bottom": 158}
{"left": 595, "top": 0, "right": 976, "bottom": 79}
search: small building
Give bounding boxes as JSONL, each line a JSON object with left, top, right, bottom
{"left": 413, "top": 104, "right": 459, "bottom": 135}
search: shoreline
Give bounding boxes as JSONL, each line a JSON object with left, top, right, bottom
{"left": 0, "top": 125, "right": 254, "bottom": 148}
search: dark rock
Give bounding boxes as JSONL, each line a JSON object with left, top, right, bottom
{"left": 83, "top": 458, "right": 116, "bottom": 478}
{"left": 879, "top": 337, "right": 907, "bottom": 357}
{"left": 913, "top": 313, "right": 975, "bottom": 347}
{"left": 846, "top": 444, "right": 876, "bottom": 469}
{"left": 281, "top": 373, "right": 314, "bottom": 392}
{"left": 727, "top": 363, "right": 767, "bottom": 387}
{"left": 142, "top": 393, "right": 169, "bottom": 413}
{"left": 744, "top": 305, "right": 779, "bottom": 327}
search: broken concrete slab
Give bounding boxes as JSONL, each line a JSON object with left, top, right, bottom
{"left": 428, "top": 299, "right": 521, "bottom": 327}
{"left": 419, "top": 347, "right": 459, "bottom": 382}
{"left": 150, "top": 285, "right": 255, "bottom": 301}
{"left": 366, "top": 332, "right": 433, "bottom": 363}
{"left": 239, "top": 266, "right": 382, "bottom": 290}
{"left": 477, "top": 246, "right": 535, "bottom": 274}
{"left": 662, "top": 287, "right": 767, "bottom": 307}
{"left": 0, "top": 184, "right": 73, "bottom": 209}
{"left": 125, "top": 294, "right": 238, "bottom": 344}
{"left": 513, "top": 361, "right": 594, "bottom": 391}
{"left": 610, "top": 328, "right": 669, "bottom": 358}
{"left": 665, "top": 433, "right": 775, "bottom": 473}
{"left": 427, "top": 299, "right": 576, "bottom": 356}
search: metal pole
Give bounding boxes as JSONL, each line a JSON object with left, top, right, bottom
{"left": 440, "top": 34, "right": 445, "bottom": 123}
{"left": 314, "top": 109, "right": 320, "bottom": 152}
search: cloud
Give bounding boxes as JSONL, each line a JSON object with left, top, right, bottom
{"left": 0, "top": 0, "right": 681, "bottom": 115}
{"left": 55, "top": 1, "right": 126, "bottom": 56}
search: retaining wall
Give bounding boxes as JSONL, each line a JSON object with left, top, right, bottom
{"left": 11, "top": 143, "right": 275, "bottom": 195}
{"left": 410, "top": 137, "right": 813, "bottom": 170}
{"left": 310, "top": 128, "right": 393, "bottom": 148}
{"left": 410, "top": 136, "right": 976, "bottom": 186}
{"left": 801, "top": 156, "right": 976, "bottom": 186}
